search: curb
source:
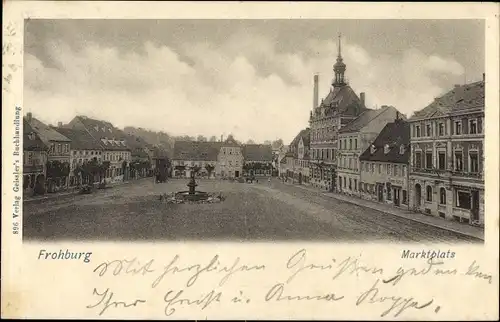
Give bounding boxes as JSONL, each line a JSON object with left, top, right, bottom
{"left": 283, "top": 182, "right": 484, "bottom": 241}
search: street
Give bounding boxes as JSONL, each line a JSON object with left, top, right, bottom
{"left": 23, "top": 178, "right": 481, "bottom": 243}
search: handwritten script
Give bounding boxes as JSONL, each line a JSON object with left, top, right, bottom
{"left": 87, "top": 249, "right": 493, "bottom": 318}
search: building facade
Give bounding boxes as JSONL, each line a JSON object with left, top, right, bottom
{"left": 217, "top": 136, "right": 243, "bottom": 178}
{"left": 172, "top": 141, "right": 220, "bottom": 178}
{"left": 309, "top": 35, "right": 368, "bottom": 192}
{"left": 409, "top": 79, "right": 485, "bottom": 227}
{"left": 337, "top": 106, "right": 403, "bottom": 195}
{"left": 23, "top": 118, "right": 48, "bottom": 196}
{"left": 285, "top": 128, "right": 311, "bottom": 184}
{"left": 359, "top": 119, "right": 410, "bottom": 207}
{"left": 66, "top": 116, "right": 132, "bottom": 184}
{"left": 242, "top": 144, "right": 273, "bottom": 177}
{"left": 53, "top": 127, "right": 104, "bottom": 186}
{"left": 26, "top": 113, "right": 72, "bottom": 192}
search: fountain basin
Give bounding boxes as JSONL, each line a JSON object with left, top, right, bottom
{"left": 175, "top": 190, "right": 209, "bottom": 201}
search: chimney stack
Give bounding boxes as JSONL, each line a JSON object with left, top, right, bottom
{"left": 360, "top": 92, "right": 366, "bottom": 107}
{"left": 26, "top": 112, "right": 32, "bottom": 123}
{"left": 58, "top": 121, "right": 63, "bottom": 128}
{"left": 483, "top": 73, "right": 485, "bottom": 82}
{"left": 313, "top": 74, "right": 319, "bottom": 109}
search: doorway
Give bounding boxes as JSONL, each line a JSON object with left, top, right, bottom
{"left": 377, "top": 184, "right": 384, "bottom": 202}
{"left": 414, "top": 184, "right": 422, "bottom": 209}
{"left": 393, "top": 188, "right": 400, "bottom": 206}
{"left": 235, "top": 171, "right": 240, "bottom": 178}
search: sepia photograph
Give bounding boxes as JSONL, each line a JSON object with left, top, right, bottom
{"left": 22, "top": 19, "right": 485, "bottom": 243}
{"left": 3, "top": 2, "right": 499, "bottom": 320}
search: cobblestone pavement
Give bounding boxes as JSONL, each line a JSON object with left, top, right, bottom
{"left": 23, "top": 178, "right": 482, "bottom": 243}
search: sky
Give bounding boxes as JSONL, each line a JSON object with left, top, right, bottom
{"left": 24, "top": 19, "right": 484, "bottom": 143}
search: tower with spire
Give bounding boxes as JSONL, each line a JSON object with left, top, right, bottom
{"left": 332, "top": 33, "right": 346, "bottom": 87}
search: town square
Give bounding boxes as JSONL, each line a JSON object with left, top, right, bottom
{"left": 22, "top": 19, "right": 485, "bottom": 243}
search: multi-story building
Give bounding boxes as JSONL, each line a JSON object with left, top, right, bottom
{"left": 26, "top": 113, "right": 72, "bottom": 192}
{"left": 309, "top": 35, "right": 368, "bottom": 191}
{"left": 172, "top": 141, "right": 220, "bottom": 178}
{"left": 66, "top": 116, "right": 132, "bottom": 183}
{"left": 359, "top": 119, "right": 410, "bottom": 207}
{"left": 53, "top": 127, "right": 104, "bottom": 186}
{"left": 242, "top": 144, "right": 273, "bottom": 177}
{"left": 337, "top": 106, "right": 403, "bottom": 195}
{"left": 285, "top": 128, "right": 311, "bottom": 184}
{"left": 124, "top": 133, "right": 153, "bottom": 179}
{"left": 408, "top": 78, "right": 485, "bottom": 227}
{"left": 23, "top": 118, "right": 48, "bottom": 196}
{"left": 217, "top": 136, "right": 243, "bottom": 178}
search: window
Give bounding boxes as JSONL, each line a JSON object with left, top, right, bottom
{"left": 402, "top": 190, "right": 408, "bottom": 204}
{"left": 438, "top": 123, "right": 445, "bottom": 136}
{"left": 371, "top": 163, "right": 375, "bottom": 173}
{"left": 425, "top": 152, "right": 433, "bottom": 169}
{"left": 378, "top": 164, "right": 382, "bottom": 174}
{"left": 355, "top": 139, "right": 358, "bottom": 149}
{"left": 438, "top": 152, "right": 446, "bottom": 170}
{"left": 387, "top": 186, "right": 392, "bottom": 200}
{"left": 440, "top": 188, "right": 446, "bottom": 204}
{"left": 326, "top": 149, "right": 330, "bottom": 159}
{"left": 456, "top": 190, "right": 471, "bottom": 209}
{"left": 400, "top": 145, "right": 405, "bottom": 155}
{"left": 349, "top": 178, "right": 352, "bottom": 190}
{"left": 349, "top": 139, "right": 352, "bottom": 150}
{"left": 394, "top": 165, "right": 399, "bottom": 176}
{"left": 415, "top": 152, "right": 422, "bottom": 168}
{"left": 28, "top": 152, "right": 33, "bottom": 165}
{"left": 455, "top": 121, "right": 462, "bottom": 135}
{"left": 469, "top": 151, "right": 479, "bottom": 173}
{"left": 426, "top": 186, "right": 433, "bottom": 202}
{"left": 354, "top": 179, "right": 357, "bottom": 191}
{"left": 343, "top": 177, "right": 346, "bottom": 187}
{"left": 454, "top": 151, "right": 463, "bottom": 171}
{"left": 469, "top": 119, "right": 477, "bottom": 134}
{"left": 416, "top": 125, "right": 421, "bottom": 137}
{"left": 402, "top": 165, "right": 406, "bottom": 177}
{"left": 426, "top": 124, "right": 432, "bottom": 137}
{"left": 57, "top": 144, "right": 62, "bottom": 153}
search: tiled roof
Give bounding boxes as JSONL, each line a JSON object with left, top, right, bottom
{"left": 53, "top": 127, "right": 103, "bottom": 151}
{"left": 23, "top": 118, "right": 48, "bottom": 151}
{"left": 28, "top": 117, "right": 71, "bottom": 145}
{"left": 73, "top": 116, "right": 131, "bottom": 151}
{"left": 339, "top": 106, "right": 394, "bottom": 133}
{"left": 359, "top": 119, "right": 410, "bottom": 164}
{"left": 242, "top": 144, "right": 273, "bottom": 162}
{"left": 410, "top": 80, "right": 485, "bottom": 120}
{"left": 314, "top": 85, "right": 367, "bottom": 118}
{"left": 173, "top": 141, "right": 222, "bottom": 161}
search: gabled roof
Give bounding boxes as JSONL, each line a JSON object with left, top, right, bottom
{"left": 339, "top": 106, "right": 394, "bottom": 133}
{"left": 314, "top": 85, "right": 367, "bottom": 118}
{"left": 52, "top": 127, "right": 103, "bottom": 151}
{"left": 28, "top": 117, "right": 71, "bottom": 145}
{"left": 71, "top": 116, "right": 131, "bottom": 151}
{"left": 410, "top": 80, "right": 485, "bottom": 120}
{"left": 173, "top": 141, "right": 222, "bottom": 161}
{"left": 23, "top": 118, "right": 48, "bottom": 151}
{"left": 242, "top": 144, "right": 273, "bottom": 162}
{"left": 359, "top": 119, "right": 410, "bottom": 164}
{"left": 222, "top": 136, "right": 240, "bottom": 147}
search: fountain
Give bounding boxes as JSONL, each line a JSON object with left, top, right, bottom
{"left": 174, "top": 171, "right": 210, "bottom": 202}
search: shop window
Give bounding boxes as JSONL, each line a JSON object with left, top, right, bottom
{"left": 456, "top": 190, "right": 471, "bottom": 209}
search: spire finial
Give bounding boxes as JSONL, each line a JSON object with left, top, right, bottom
{"left": 338, "top": 32, "right": 342, "bottom": 58}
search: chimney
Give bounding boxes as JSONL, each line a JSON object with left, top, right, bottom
{"left": 57, "top": 121, "right": 63, "bottom": 128}
{"left": 26, "top": 112, "right": 32, "bottom": 122}
{"left": 313, "top": 74, "right": 319, "bottom": 109}
{"left": 360, "top": 92, "right": 365, "bottom": 107}
{"left": 483, "top": 73, "right": 485, "bottom": 82}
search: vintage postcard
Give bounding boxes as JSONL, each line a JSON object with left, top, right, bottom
{"left": 2, "top": 1, "right": 499, "bottom": 320}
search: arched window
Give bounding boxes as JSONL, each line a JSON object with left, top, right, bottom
{"left": 426, "top": 185, "right": 433, "bottom": 202}
{"left": 440, "top": 187, "right": 446, "bottom": 204}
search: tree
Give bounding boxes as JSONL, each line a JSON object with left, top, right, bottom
{"left": 246, "top": 139, "right": 256, "bottom": 144}
{"left": 205, "top": 164, "right": 215, "bottom": 178}
{"left": 209, "top": 136, "right": 218, "bottom": 142}
{"left": 264, "top": 140, "right": 272, "bottom": 145}
{"left": 197, "top": 135, "right": 207, "bottom": 142}
{"left": 272, "top": 139, "right": 284, "bottom": 148}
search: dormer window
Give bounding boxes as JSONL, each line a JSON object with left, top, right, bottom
{"left": 399, "top": 144, "right": 405, "bottom": 155}
{"left": 28, "top": 132, "right": 36, "bottom": 140}
{"left": 384, "top": 144, "right": 390, "bottom": 154}
{"left": 370, "top": 144, "right": 376, "bottom": 154}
